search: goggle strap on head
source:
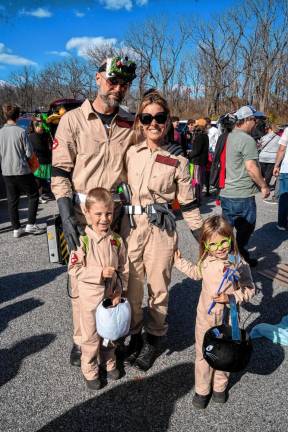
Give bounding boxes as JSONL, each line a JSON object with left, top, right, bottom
{"left": 98, "top": 56, "right": 136, "bottom": 82}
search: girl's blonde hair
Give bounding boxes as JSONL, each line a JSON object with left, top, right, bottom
{"left": 133, "top": 89, "right": 170, "bottom": 143}
{"left": 85, "top": 187, "right": 114, "bottom": 211}
{"left": 198, "top": 215, "right": 238, "bottom": 263}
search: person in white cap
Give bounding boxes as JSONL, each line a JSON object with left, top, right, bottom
{"left": 219, "top": 106, "right": 270, "bottom": 267}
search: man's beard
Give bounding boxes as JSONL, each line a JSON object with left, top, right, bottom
{"left": 99, "top": 91, "right": 123, "bottom": 109}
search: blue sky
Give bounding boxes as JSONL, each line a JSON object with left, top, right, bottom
{"left": 0, "top": 0, "right": 235, "bottom": 81}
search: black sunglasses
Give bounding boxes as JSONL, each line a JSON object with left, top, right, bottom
{"left": 139, "top": 112, "right": 168, "bottom": 125}
{"left": 102, "top": 75, "right": 129, "bottom": 87}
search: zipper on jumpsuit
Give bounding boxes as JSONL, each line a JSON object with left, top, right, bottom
{"left": 136, "top": 148, "right": 156, "bottom": 243}
{"left": 96, "top": 113, "right": 117, "bottom": 189}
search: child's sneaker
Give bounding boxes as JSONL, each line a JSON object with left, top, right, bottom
{"left": 25, "top": 224, "right": 46, "bottom": 235}
{"left": 107, "top": 368, "right": 120, "bottom": 381}
{"left": 192, "top": 393, "right": 210, "bottom": 409}
{"left": 212, "top": 390, "right": 227, "bottom": 404}
{"left": 84, "top": 377, "right": 101, "bottom": 391}
{"left": 13, "top": 228, "right": 25, "bottom": 238}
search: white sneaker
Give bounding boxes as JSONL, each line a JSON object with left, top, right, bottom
{"left": 25, "top": 224, "right": 46, "bottom": 235}
{"left": 13, "top": 228, "right": 25, "bottom": 238}
{"left": 276, "top": 224, "right": 287, "bottom": 231}
{"left": 39, "top": 196, "right": 48, "bottom": 204}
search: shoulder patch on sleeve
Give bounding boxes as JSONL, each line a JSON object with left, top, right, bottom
{"left": 52, "top": 138, "right": 59, "bottom": 150}
{"left": 116, "top": 117, "right": 134, "bottom": 129}
{"left": 70, "top": 252, "right": 79, "bottom": 265}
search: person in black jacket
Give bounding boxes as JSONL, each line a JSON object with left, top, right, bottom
{"left": 210, "top": 113, "right": 237, "bottom": 189}
{"left": 187, "top": 119, "right": 209, "bottom": 205}
{"left": 29, "top": 120, "right": 52, "bottom": 203}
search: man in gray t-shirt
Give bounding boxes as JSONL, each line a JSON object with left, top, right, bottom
{"left": 220, "top": 106, "right": 269, "bottom": 267}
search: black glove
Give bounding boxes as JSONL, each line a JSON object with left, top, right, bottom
{"left": 148, "top": 204, "right": 176, "bottom": 233}
{"left": 164, "top": 142, "right": 185, "bottom": 157}
{"left": 57, "top": 197, "right": 85, "bottom": 251}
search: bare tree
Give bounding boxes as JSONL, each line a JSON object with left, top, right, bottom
{"left": 37, "top": 57, "right": 95, "bottom": 103}
{"left": 8, "top": 66, "right": 39, "bottom": 112}
{"left": 240, "top": 0, "right": 288, "bottom": 112}
{"left": 125, "top": 16, "right": 192, "bottom": 98}
{"left": 194, "top": 10, "right": 244, "bottom": 115}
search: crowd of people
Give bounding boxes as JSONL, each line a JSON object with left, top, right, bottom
{"left": 0, "top": 55, "right": 287, "bottom": 409}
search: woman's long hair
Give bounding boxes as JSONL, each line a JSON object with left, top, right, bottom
{"left": 198, "top": 215, "right": 238, "bottom": 265}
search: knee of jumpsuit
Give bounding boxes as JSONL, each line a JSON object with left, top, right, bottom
{"left": 69, "top": 203, "right": 89, "bottom": 343}
{"left": 194, "top": 315, "right": 220, "bottom": 396}
{"left": 79, "top": 284, "right": 104, "bottom": 344}
{"left": 70, "top": 275, "right": 82, "bottom": 344}
{"left": 195, "top": 320, "right": 213, "bottom": 396}
{"left": 126, "top": 237, "right": 146, "bottom": 334}
{"left": 143, "top": 226, "right": 175, "bottom": 336}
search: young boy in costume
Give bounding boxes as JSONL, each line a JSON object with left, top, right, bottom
{"left": 68, "top": 187, "right": 128, "bottom": 390}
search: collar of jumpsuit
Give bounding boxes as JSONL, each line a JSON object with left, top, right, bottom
{"left": 81, "top": 98, "right": 132, "bottom": 123}
{"left": 85, "top": 225, "right": 112, "bottom": 244}
{"left": 135, "top": 138, "right": 172, "bottom": 155}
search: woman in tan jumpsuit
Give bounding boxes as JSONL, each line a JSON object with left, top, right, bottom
{"left": 121, "top": 90, "right": 203, "bottom": 371}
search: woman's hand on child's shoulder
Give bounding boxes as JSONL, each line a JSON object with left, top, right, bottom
{"left": 174, "top": 249, "right": 181, "bottom": 261}
{"left": 213, "top": 293, "right": 229, "bottom": 304}
{"left": 102, "top": 266, "right": 115, "bottom": 278}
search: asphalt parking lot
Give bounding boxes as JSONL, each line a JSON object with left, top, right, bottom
{"left": 0, "top": 193, "right": 287, "bottom": 432}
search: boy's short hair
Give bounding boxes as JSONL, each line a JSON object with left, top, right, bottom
{"left": 2, "top": 103, "right": 20, "bottom": 121}
{"left": 85, "top": 187, "right": 114, "bottom": 210}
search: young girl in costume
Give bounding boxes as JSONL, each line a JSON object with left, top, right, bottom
{"left": 174, "top": 215, "right": 255, "bottom": 409}
{"left": 68, "top": 188, "right": 128, "bottom": 391}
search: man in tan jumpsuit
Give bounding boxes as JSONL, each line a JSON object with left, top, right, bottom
{"left": 122, "top": 138, "right": 203, "bottom": 370}
{"left": 51, "top": 56, "right": 136, "bottom": 366}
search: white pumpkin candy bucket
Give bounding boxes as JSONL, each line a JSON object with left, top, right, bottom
{"left": 96, "top": 275, "right": 131, "bottom": 345}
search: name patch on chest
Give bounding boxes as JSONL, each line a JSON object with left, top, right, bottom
{"left": 155, "top": 154, "right": 180, "bottom": 168}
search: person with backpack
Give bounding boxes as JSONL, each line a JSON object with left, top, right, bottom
{"left": 68, "top": 188, "right": 128, "bottom": 391}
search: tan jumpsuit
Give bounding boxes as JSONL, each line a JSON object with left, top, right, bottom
{"left": 121, "top": 141, "right": 203, "bottom": 337}
{"left": 174, "top": 254, "right": 255, "bottom": 395}
{"left": 51, "top": 99, "right": 134, "bottom": 345}
{"left": 68, "top": 226, "right": 128, "bottom": 381}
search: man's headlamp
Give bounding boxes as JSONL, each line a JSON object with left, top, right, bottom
{"left": 98, "top": 56, "right": 136, "bottom": 83}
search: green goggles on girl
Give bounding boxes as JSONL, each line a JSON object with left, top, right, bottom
{"left": 204, "top": 237, "right": 231, "bottom": 252}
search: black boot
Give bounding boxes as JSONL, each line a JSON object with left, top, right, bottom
{"left": 134, "top": 333, "right": 162, "bottom": 372}
{"left": 70, "top": 343, "right": 81, "bottom": 367}
{"left": 84, "top": 377, "right": 101, "bottom": 391}
{"left": 192, "top": 393, "right": 210, "bottom": 409}
{"left": 212, "top": 390, "right": 227, "bottom": 404}
{"left": 124, "top": 333, "right": 143, "bottom": 365}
